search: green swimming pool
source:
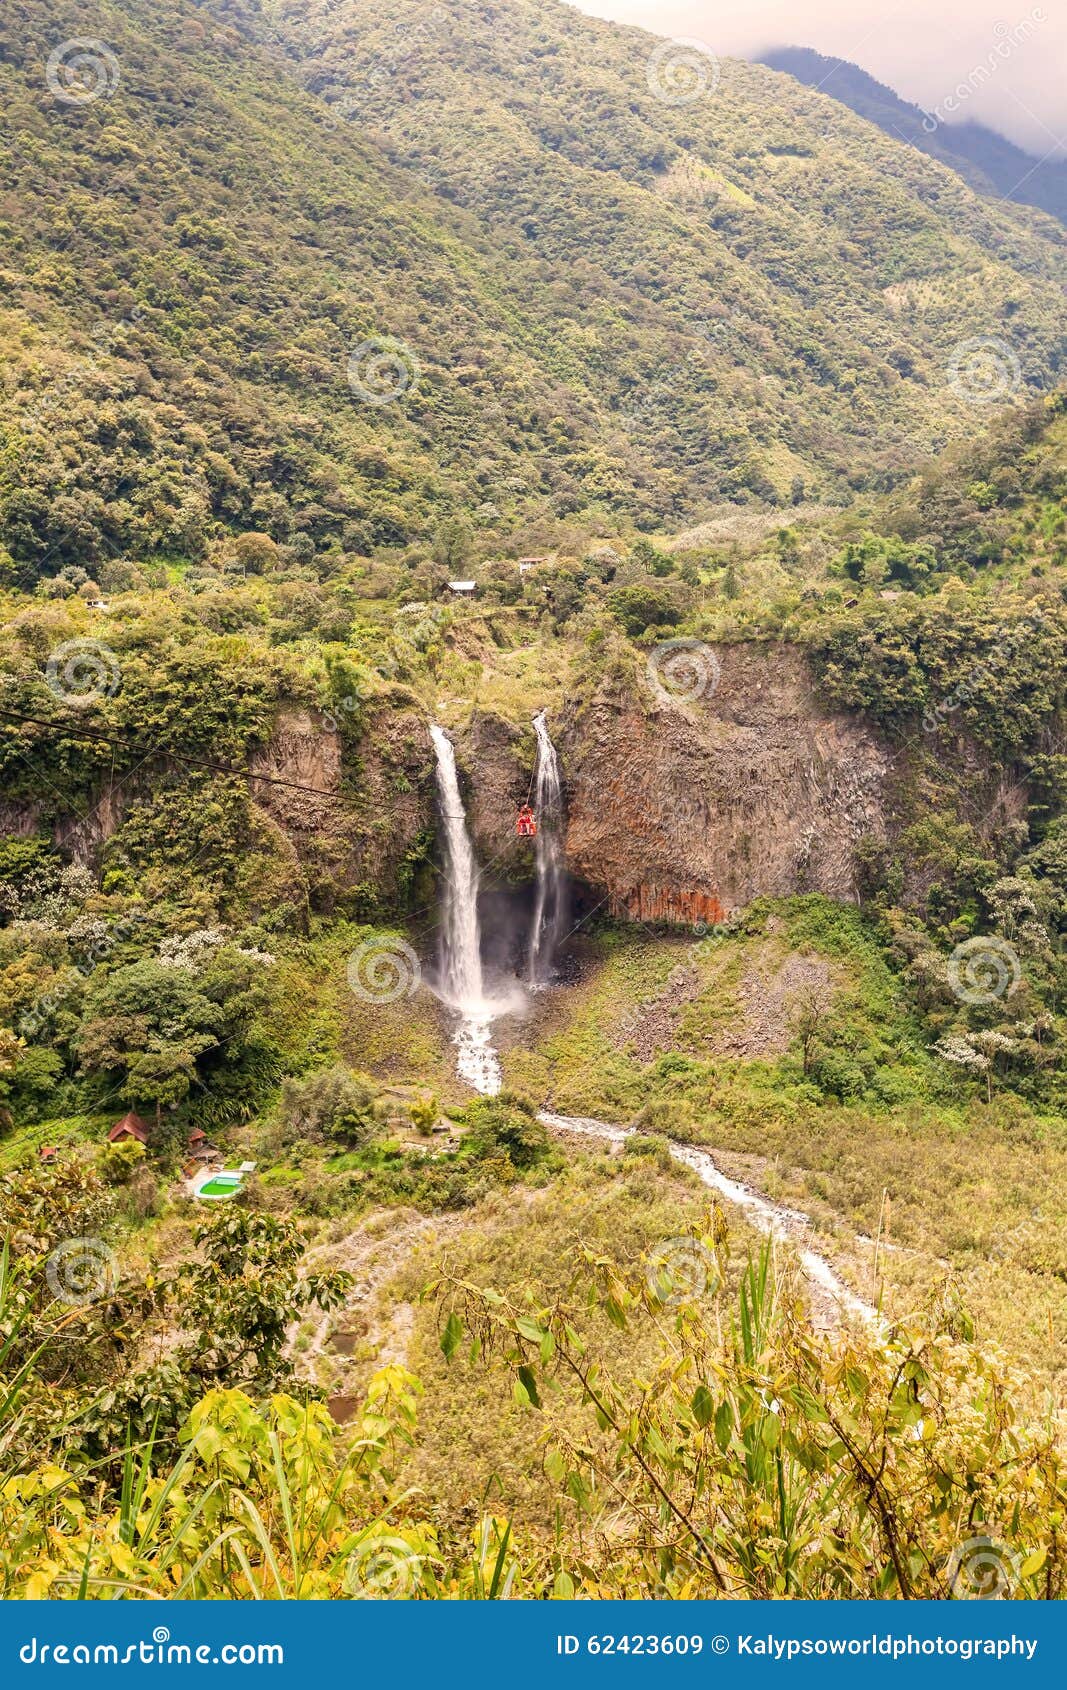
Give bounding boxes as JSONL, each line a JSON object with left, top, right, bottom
{"left": 198, "top": 1173, "right": 243, "bottom": 1198}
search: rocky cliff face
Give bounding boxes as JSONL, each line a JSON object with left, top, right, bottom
{"left": 5, "top": 695, "right": 436, "bottom": 915}
{"left": 560, "top": 645, "right": 891, "bottom": 924}
{"left": 10, "top": 644, "right": 1019, "bottom": 924}
{"left": 249, "top": 696, "right": 434, "bottom": 909}
{"left": 452, "top": 643, "right": 901, "bottom": 922}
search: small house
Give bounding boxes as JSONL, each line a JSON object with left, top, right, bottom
{"left": 108, "top": 1111, "right": 149, "bottom": 1146}
{"left": 38, "top": 1145, "right": 58, "bottom": 1165}
{"left": 447, "top": 580, "right": 476, "bottom": 595}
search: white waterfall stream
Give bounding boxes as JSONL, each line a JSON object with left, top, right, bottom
{"left": 538, "top": 1111, "right": 881, "bottom": 1330}
{"left": 528, "top": 711, "right": 566, "bottom": 985}
{"left": 429, "top": 725, "right": 501, "bottom": 1095}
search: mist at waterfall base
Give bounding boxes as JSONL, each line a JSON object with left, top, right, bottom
{"left": 428, "top": 721, "right": 570, "bottom": 1095}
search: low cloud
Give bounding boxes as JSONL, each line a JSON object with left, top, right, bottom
{"left": 571, "top": 0, "right": 1066, "bottom": 158}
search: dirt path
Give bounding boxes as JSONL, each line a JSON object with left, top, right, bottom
{"left": 285, "top": 1209, "right": 465, "bottom": 1413}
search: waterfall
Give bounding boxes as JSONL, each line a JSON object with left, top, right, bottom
{"left": 429, "top": 725, "right": 500, "bottom": 1095}
{"left": 430, "top": 724, "right": 484, "bottom": 1009}
{"left": 528, "top": 711, "right": 567, "bottom": 984}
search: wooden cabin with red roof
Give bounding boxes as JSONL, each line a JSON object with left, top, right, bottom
{"left": 107, "top": 1111, "right": 150, "bottom": 1146}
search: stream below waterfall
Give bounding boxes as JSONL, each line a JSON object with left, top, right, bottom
{"left": 539, "top": 1111, "right": 881, "bottom": 1329}
{"left": 427, "top": 724, "right": 880, "bottom": 1327}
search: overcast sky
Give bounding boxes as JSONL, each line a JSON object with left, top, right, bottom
{"left": 570, "top": 0, "right": 1066, "bottom": 159}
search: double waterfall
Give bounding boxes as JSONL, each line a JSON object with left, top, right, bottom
{"left": 429, "top": 715, "right": 566, "bottom": 1093}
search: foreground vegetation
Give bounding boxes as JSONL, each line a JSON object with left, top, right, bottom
{"left": 5, "top": 1208, "right": 1064, "bottom": 1599}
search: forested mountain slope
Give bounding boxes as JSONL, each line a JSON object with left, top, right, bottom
{"left": 216, "top": 0, "right": 1066, "bottom": 491}
{"left": 1, "top": 0, "right": 663, "bottom": 574}
{"left": 1, "top": 0, "right": 1065, "bottom": 594}
{"left": 758, "top": 47, "right": 1067, "bottom": 230}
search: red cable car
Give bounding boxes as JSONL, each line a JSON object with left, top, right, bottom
{"left": 516, "top": 804, "right": 537, "bottom": 837}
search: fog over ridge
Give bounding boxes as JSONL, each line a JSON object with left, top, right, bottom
{"left": 569, "top": 0, "right": 1066, "bottom": 159}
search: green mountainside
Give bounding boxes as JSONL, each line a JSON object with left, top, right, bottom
{"left": 758, "top": 46, "right": 1067, "bottom": 230}
{"left": 1, "top": 0, "right": 672, "bottom": 574}
{"left": 1, "top": 0, "right": 1065, "bottom": 591}
{"left": 228, "top": 0, "right": 1066, "bottom": 485}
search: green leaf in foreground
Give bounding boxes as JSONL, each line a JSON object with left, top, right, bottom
{"left": 440, "top": 1311, "right": 463, "bottom": 1362}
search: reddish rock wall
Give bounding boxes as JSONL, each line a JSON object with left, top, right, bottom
{"left": 560, "top": 644, "right": 891, "bottom": 922}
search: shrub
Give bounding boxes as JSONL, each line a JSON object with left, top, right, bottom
{"left": 464, "top": 1093, "right": 549, "bottom": 1170}
{"left": 623, "top": 1132, "right": 674, "bottom": 1171}
{"left": 279, "top": 1066, "right": 380, "bottom": 1148}
{"left": 409, "top": 1092, "right": 438, "bottom": 1135}
{"left": 97, "top": 1138, "right": 146, "bottom": 1186}
{"left": 608, "top": 584, "right": 682, "bottom": 635}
